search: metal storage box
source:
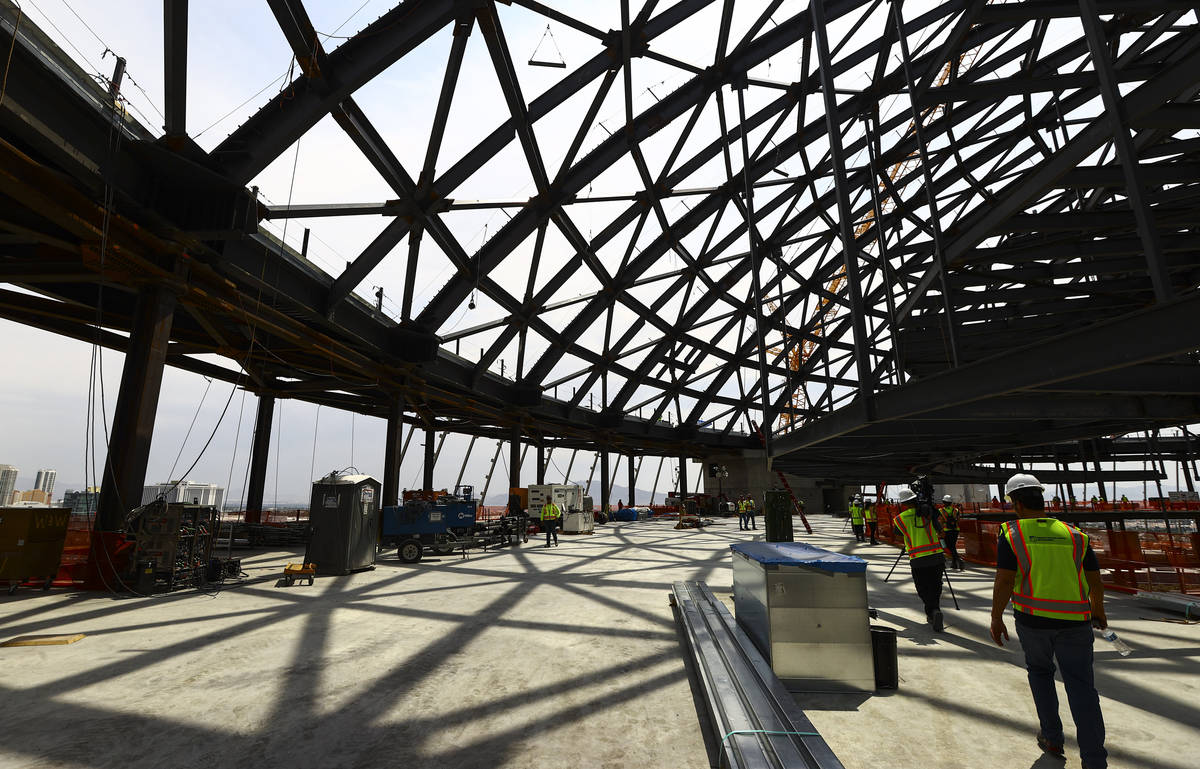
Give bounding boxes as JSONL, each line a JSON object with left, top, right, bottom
{"left": 305, "top": 473, "right": 381, "bottom": 575}
{"left": 563, "top": 509, "right": 594, "bottom": 533}
{"left": 731, "top": 541, "right": 873, "bottom": 692}
{"left": 0, "top": 507, "right": 71, "bottom": 587}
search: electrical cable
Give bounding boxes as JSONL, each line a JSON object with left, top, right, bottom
{"left": 0, "top": 1, "right": 20, "bottom": 109}
{"left": 166, "top": 376, "right": 213, "bottom": 483}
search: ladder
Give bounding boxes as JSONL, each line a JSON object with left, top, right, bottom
{"left": 750, "top": 422, "right": 813, "bottom": 534}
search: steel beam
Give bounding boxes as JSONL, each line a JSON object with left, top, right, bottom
{"left": 1078, "top": 0, "right": 1172, "bottom": 302}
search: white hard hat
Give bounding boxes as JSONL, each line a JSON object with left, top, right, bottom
{"left": 1005, "top": 473, "right": 1044, "bottom": 496}
{"left": 942, "top": 495, "right": 952, "bottom": 503}
{"left": 897, "top": 488, "right": 916, "bottom": 503}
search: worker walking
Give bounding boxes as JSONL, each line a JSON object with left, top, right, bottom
{"left": 745, "top": 494, "right": 758, "bottom": 530}
{"left": 941, "top": 495, "right": 964, "bottom": 571}
{"left": 893, "top": 487, "right": 945, "bottom": 631}
{"left": 540, "top": 499, "right": 561, "bottom": 547}
{"left": 737, "top": 496, "right": 749, "bottom": 530}
{"left": 990, "top": 472, "right": 1108, "bottom": 769}
{"left": 849, "top": 496, "right": 865, "bottom": 542}
{"left": 865, "top": 500, "right": 878, "bottom": 545}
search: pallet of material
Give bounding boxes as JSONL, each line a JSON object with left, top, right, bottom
{"left": 671, "top": 580, "right": 844, "bottom": 769}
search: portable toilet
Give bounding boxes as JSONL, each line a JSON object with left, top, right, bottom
{"left": 305, "top": 472, "right": 381, "bottom": 575}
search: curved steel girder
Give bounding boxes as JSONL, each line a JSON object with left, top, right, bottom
{"left": 745, "top": 20, "right": 1200, "bottom": 419}
{"left": 215, "top": 0, "right": 464, "bottom": 184}
{"left": 414, "top": 0, "right": 879, "bottom": 333}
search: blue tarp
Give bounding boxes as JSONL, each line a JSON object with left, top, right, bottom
{"left": 730, "top": 541, "right": 867, "bottom": 573}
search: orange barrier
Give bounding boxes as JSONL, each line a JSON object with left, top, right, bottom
{"left": 865, "top": 504, "right": 1199, "bottom": 596}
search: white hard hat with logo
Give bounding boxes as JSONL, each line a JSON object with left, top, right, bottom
{"left": 897, "top": 488, "right": 916, "bottom": 503}
{"left": 1005, "top": 473, "right": 1044, "bottom": 496}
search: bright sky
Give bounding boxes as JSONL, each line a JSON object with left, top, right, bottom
{"left": 1, "top": 1, "right": 1196, "bottom": 505}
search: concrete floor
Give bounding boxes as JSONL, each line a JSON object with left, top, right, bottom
{"left": 0, "top": 516, "right": 1195, "bottom": 769}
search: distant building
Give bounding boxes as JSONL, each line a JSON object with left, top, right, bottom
{"left": 34, "top": 469, "right": 57, "bottom": 498}
{"left": 15, "top": 489, "right": 50, "bottom": 506}
{"left": 142, "top": 481, "right": 225, "bottom": 508}
{"left": 0, "top": 465, "right": 17, "bottom": 507}
{"left": 63, "top": 487, "right": 100, "bottom": 514}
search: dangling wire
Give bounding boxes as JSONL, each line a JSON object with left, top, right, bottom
{"left": 528, "top": 24, "right": 566, "bottom": 68}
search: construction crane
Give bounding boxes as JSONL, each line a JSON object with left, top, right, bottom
{"left": 770, "top": 30, "right": 986, "bottom": 432}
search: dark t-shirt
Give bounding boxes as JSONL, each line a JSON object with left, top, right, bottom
{"left": 996, "top": 528, "right": 1098, "bottom": 629}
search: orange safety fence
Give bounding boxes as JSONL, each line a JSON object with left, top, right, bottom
{"left": 868, "top": 504, "right": 1199, "bottom": 596}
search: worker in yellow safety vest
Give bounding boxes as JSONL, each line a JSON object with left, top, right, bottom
{"left": 990, "top": 472, "right": 1107, "bottom": 769}
{"left": 864, "top": 500, "right": 878, "bottom": 545}
{"left": 940, "top": 495, "right": 964, "bottom": 571}
{"left": 540, "top": 500, "right": 561, "bottom": 548}
{"left": 736, "top": 496, "right": 749, "bottom": 530}
{"left": 893, "top": 487, "right": 945, "bottom": 631}
{"left": 849, "top": 496, "right": 865, "bottom": 542}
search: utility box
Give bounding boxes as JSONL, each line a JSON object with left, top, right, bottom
{"left": 563, "top": 508, "right": 594, "bottom": 534}
{"left": 0, "top": 507, "right": 71, "bottom": 587}
{"left": 528, "top": 484, "right": 583, "bottom": 513}
{"left": 731, "top": 541, "right": 873, "bottom": 692}
{"left": 764, "top": 489, "right": 794, "bottom": 542}
{"left": 306, "top": 473, "right": 381, "bottom": 575}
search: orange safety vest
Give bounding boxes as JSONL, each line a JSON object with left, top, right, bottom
{"left": 1001, "top": 518, "right": 1092, "bottom": 620}
{"left": 894, "top": 507, "right": 944, "bottom": 559}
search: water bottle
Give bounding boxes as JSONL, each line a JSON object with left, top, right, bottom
{"left": 1101, "top": 629, "right": 1133, "bottom": 656}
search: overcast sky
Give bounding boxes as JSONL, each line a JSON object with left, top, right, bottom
{"left": 1, "top": 1, "right": 1196, "bottom": 506}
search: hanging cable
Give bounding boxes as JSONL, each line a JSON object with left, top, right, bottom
{"left": 166, "top": 376, "right": 213, "bottom": 482}
{"left": 0, "top": 1, "right": 21, "bottom": 109}
{"left": 528, "top": 24, "right": 566, "bottom": 68}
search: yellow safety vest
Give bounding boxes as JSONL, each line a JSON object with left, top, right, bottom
{"left": 864, "top": 506, "right": 876, "bottom": 523}
{"left": 894, "top": 507, "right": 944, "bottom": 560}
{"left": 850, "top": 504, "right": 863, "bottom": 524}
{"left": 1001, "top": 518, "right": 1092, "bottom": 620}
{"left": 942, "top": 505, "right": 960, "bottom": 529}
{"left": 540, "top": 503, "right": 560, "bottom": 521}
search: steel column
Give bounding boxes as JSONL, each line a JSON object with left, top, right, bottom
{"left": 163, "top": 0, "right": 188, "bottom": 136}
{"left": 382, "top": 397, "right": 405, "bottom": 507}
{"left": 245, "top": 393, "right": 275, "bottom": 525}
{"left": 679, "top": 455, "right": 689, "bottom": 503}
{"left": 97, "top": 285, "right": 177, "bottom": 530}
{"left": 423, "top": 427, "right": 436, "bottom": 491}
{"left": 509, "top": 427, "right": 521, "bottom": 490}
{"left": 536, "top": 443, "right": 546, "bottom": 485}
{"left": 627, "top": 454, "right": 636, "bottom": 506}
{"left": 600, "top": 449, "right": 610, "bottom": 513}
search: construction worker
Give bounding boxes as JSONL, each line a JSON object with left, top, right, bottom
{"left": 849, "top": 496, "right": 865, "bottom": 542}
{"left": 745, "top": 494, "right": 758, "bottom": 530}
{"left": 540, "top": 499, "right": 561, "bottom": 547}
{"left": 736, "top": 495, "right": 749, "bottom": 530}
{"left": 941, "top": 495, "right": 964, "bottom": 571}
{"left": 864, "top": 500, "right": 878, "bottom": 545}
{"left": 990, "top": 472, "right": 1107, "bottom": 769}
{"left": 893, "top": 487, "right": 945, "bottom": 631}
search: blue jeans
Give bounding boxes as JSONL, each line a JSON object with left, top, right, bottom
{"left": 1015, "top": 620, "right": 1107, "bottom": 768}
{"left": 738, "top": 513, "right": 749, "bottom": 529}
